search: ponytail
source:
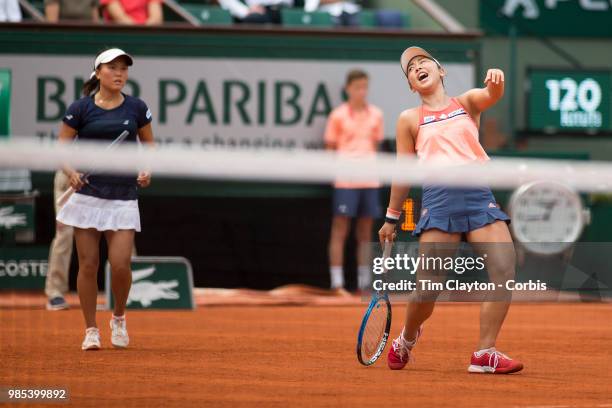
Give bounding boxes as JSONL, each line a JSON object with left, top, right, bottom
{"left": 82, "top": 76, "right": 100, "bottom": 97}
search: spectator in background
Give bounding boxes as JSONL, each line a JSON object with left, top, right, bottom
{"left": 45, "top": 0, "right": 99, "bottom": 22}
{"left": 101, "top": 0, "right": 163, "bottom": 25}
{"left": 304, "top": 0, "right": 359, "bottom": 26}
{"left": 325, "top": 69, "right": 383, "bottom": 294}
{"left": 218, "top": 0, "right": 292, "bottom": 24}
{"left": 45, "top": 171, "right": 74, "bottom": 311}
{"left": 0, "top": 0, "right": 21, "bottom": 22}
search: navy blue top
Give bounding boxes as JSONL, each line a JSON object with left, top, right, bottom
{"left": 63, "top": 94, "right": 152, "bottom": 200}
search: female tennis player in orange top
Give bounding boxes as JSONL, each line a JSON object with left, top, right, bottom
{"left": 378, "top": 46, "right": 523, "bottom": 374}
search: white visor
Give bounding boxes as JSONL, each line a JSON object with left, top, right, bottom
{"left": 90, "top": 48, "right": 133, "bottom": 78}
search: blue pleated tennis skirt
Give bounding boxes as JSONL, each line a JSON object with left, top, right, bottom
{"left": 413, "top": 185, "right": 510, "bottom": 236}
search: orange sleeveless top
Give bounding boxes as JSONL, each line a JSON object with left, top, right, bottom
{"left": 415, "top": 98, "right": 489, "bottom": 164}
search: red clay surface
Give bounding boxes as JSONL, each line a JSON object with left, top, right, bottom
{"left": 1, "top": 302, "right": 611, "bottom": 408}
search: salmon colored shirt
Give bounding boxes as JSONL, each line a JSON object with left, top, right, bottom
{"left": 415, "top": 98, "right": 489, "bottom": 165}
{"left": 101, "top": 0, "right": 161, "bottom": 24}
{"left": 325, "top": 103, "right": 384, "bottom": 188}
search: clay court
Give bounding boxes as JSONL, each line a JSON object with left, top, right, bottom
{"left": 1, "top": 300, "right": 611, "bottom": 407}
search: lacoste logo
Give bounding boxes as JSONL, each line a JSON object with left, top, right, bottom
{"left": 127, "top": 266, "right": 180, "bottom": 307}
{"left": 0, "top": 207, "right": 26, "bottom": 229}
{"left": 488, "top": 202, "right": 497, "bottom": 208}
{"left": 146, "top": 109, "right": 152, "bottom": 120}
{"left": 65, "top": 115, "right": 73, "bottom": 120}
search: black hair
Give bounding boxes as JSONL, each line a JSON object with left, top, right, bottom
{"left": 81, "top": 47, "right": 117, "bottom": 97}
{"left": 82, "top": 76, "right": 100, "bottom": 97}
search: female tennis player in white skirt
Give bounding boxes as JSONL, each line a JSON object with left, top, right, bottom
{"left": 56, "top": 47, "right": 155, "bottom": 350}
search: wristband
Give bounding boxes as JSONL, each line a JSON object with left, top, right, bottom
{"left": 385, "top": 208, "right": 401, "bottom": 224}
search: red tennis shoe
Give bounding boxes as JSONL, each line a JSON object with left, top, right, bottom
{"left": 468, "top": 348, "right": 523, "bottom": 374}
{"left": 387, "top": 327, "right": 422, "bottom": 370}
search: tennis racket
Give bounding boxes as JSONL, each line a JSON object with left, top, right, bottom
{"left": 56, "top": 130, "right": 130, "bottom": 207}
{"left": 356, "top": 240, "right": 393, "bottom": 366}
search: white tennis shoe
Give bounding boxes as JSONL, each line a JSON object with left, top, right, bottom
{"left": 110, "top": 316, "right": 129, "bottom": 348}
{"left": 81, "top": 327, "right": 101, "bottom": 351}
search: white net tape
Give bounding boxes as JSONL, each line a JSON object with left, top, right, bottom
{"left": 1, "top": 138, "right": 611, "bottom": 192}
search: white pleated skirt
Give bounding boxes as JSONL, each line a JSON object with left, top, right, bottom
{"left": 57, "top": 193, "right": 141, "bottom": 232}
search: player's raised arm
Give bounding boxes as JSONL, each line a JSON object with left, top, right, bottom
{"left": 459, "top": 68, "right": 505, "bottom": 115}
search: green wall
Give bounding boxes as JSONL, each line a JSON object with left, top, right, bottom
{"left": 434, "top": 0, "right": 479, "bottom": 29}
{"left": 431, "top": 0, "right": 612, "bottom": 160}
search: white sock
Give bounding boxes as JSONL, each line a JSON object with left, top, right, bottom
{"left": 400, "top": 328, "right": 418, "bottom": 347}
{"left": 357, "top": 265, "right": 371, "bottom": 290}
{"left": 330, "top": 266, "right": 344, "bottom": 289}
{"left": 476, "top": 347, "right": 495, "bottom": 355}
{"left": 112, "top": 314, "right": 125, "bottom": 321}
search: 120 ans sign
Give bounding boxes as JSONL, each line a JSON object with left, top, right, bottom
{"left": 528, "top": 70, "right": 611, "bottom": 132}
{"left": 546, "top": 78, "right": 603, "bottom": 128}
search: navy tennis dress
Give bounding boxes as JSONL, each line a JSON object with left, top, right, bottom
{"left": 56, "top": 93, "right": 152, "bottom": 232}
{"left": 412, "top": 98, "right": 510, "bottom": 236}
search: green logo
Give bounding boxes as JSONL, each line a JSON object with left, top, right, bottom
{"left": 105, "top": 257, "right": 195, "bottom": 310}
{"left": 0, "top": 206, "right": 26, "bottom": 229}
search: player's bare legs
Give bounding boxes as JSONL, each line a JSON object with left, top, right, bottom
{"left": 75, "top": 228, "right": 102, "bottom": 328}
{"left": 105, "top": 229, "right": 134, "bottom": 317}
{"left": 402, "top": 229, "right": 461, "bottom": 342}
{"left": 104, "top": 229, "right": 134, "bottom": 348}
{"left": 465, "top": 220, "right": 522, "bottom": 373}
{"left": 467, "top": 221, "right": 515, "bottom": 350}
{"left": 387, "top": 229, "right": 460, "bottom": 369}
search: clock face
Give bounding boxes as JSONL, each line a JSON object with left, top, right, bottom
{"left": 509, "top": 181, "right": 584, "bottom": 255}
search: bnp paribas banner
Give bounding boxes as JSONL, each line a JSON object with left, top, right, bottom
{"left": 1, "top": 55, "right": 474, "bottom": 149}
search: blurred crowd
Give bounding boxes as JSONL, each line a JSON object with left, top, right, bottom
{"left": 0, "top": 0, "right": 163, "bottom": 25}
{"left": 0, "top": 0, "right": 405, "bottom": 28}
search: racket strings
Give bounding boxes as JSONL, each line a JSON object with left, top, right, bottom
{"left": 361, "top": 301, "right": 388, "bottom": 359}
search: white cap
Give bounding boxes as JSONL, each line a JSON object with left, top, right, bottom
{"left": 90, "top": 48, "right": 133, "bottom": 78}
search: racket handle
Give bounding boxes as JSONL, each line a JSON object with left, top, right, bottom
{"left": 56, "top": 186, "right": 75, "bottom": 207}
{"left": 383, "top": 240, "right": 393, "bottom": 258}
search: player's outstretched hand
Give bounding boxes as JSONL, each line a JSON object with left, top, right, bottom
{"left": 137, "top": 171, "right": 151, "bottom": 188}
{"left": 378, "top": 222, "right": 397, "bottom": 247}
{"left": 484, "top": 68, "right": 504, "bottom": 86}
